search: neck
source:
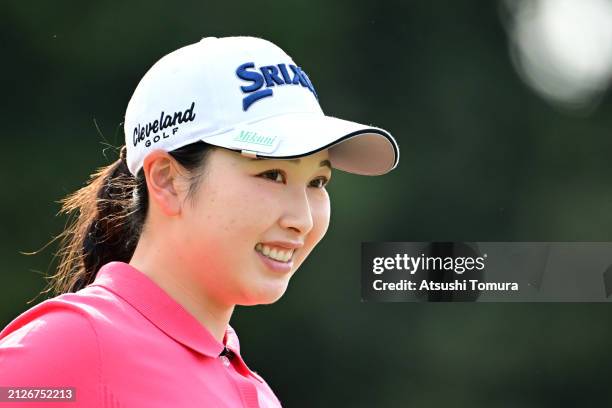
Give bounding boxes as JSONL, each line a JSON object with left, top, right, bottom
{"left": 128, "top": 235, "right": 234, "bottom": 344}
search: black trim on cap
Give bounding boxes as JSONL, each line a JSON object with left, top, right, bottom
{"left": 228, "top": 128, "right": 399, "bottom": 172}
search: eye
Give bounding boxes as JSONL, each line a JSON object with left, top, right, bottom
{"left": 309, "top": 176, "right": 330, "bottom": 189}
{"left": 257, "top": 169, "right": 330, "bottom": 188}
{"left": 259, "top": 169, "right": 286, "bottom": 183}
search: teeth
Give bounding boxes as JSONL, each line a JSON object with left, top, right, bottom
{"left": 255, "top": 243, "right": 294, "bottom": 263}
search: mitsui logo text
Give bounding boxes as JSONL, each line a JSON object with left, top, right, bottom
{"left": 233, "top": 131, "right": 277, "bottom": 147}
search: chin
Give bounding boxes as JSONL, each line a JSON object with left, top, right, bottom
{"left": 239, "top": 282, "right": 289, "bottom": 306}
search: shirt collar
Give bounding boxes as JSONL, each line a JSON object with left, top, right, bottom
{"left": 89, "top": 261, "right": 242, "bottom": 359}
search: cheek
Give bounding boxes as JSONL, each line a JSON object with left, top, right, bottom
{"left": 296, "top": 192, "right": 331, "bottom": 265}
{"left": 311, "top": 193, "right": 331, "bottom": 239}
{"left": 178, "top": 178, "right": 280, "bottom": 298}
{"left": 184, "top": 178, "right": 277, "bottom": 257}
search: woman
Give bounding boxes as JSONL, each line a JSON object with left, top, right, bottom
{"left": 0, "top": 36, "right": 399, "bottom": 407}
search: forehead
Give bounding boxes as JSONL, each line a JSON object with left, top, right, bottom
{"left": 248, "top": 155, "right": 332, "bottom": 170}
{"left": 221, "top": 149, "right": 332, "bottom": 170}
{"left": 213, "top": 147, "right": 331, "bottom": 169}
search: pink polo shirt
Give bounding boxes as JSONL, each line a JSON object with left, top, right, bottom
{"left": 0, "top": 261, "right": 283, "bottom": 407}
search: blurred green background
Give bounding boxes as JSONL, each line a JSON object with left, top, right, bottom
{"left": 3, "top": 1, "right": 612, "bottom": 407}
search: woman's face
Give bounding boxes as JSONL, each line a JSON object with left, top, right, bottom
{"left": 177, "top": 147, "right": 332, "bottom": 307}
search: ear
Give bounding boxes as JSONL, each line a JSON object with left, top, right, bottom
{"left": 142, "top": 150, "right": 188, "bottom": 217}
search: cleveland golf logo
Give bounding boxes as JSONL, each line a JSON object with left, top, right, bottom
{"left": 236, "top": 62, "right": 318, "bottom": 111}
{"left": 133, "top": 101, "right": 196, "bottom": 148}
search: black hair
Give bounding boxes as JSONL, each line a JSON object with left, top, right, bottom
{"left": 39, "top": 141, "right": 215, "bottom": 296}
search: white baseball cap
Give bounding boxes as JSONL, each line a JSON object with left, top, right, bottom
{"left": 124, "top": 36, "right": 399, "bottom": 177}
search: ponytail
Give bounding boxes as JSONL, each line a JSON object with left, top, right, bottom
{"left": 42, "top": 145, "right": 143, "bottom": 296}
{"left": 33, "top": 141, "right": 214, "bottom": 298}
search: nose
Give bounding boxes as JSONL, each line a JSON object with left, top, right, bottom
{"left": 278, "top": 186, "right": 314, "bottom": 235}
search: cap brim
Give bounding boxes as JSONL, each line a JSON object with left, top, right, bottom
{"left": 201, "top": 112, "right": 399, "bottom": 176}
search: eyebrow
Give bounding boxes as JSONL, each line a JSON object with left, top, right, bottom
{"left": 249, "top": 158, "right": 332, "bottom": 170}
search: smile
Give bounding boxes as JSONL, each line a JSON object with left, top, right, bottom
{"left": 254, "top": 243, "right": 294, "bottom": 263}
